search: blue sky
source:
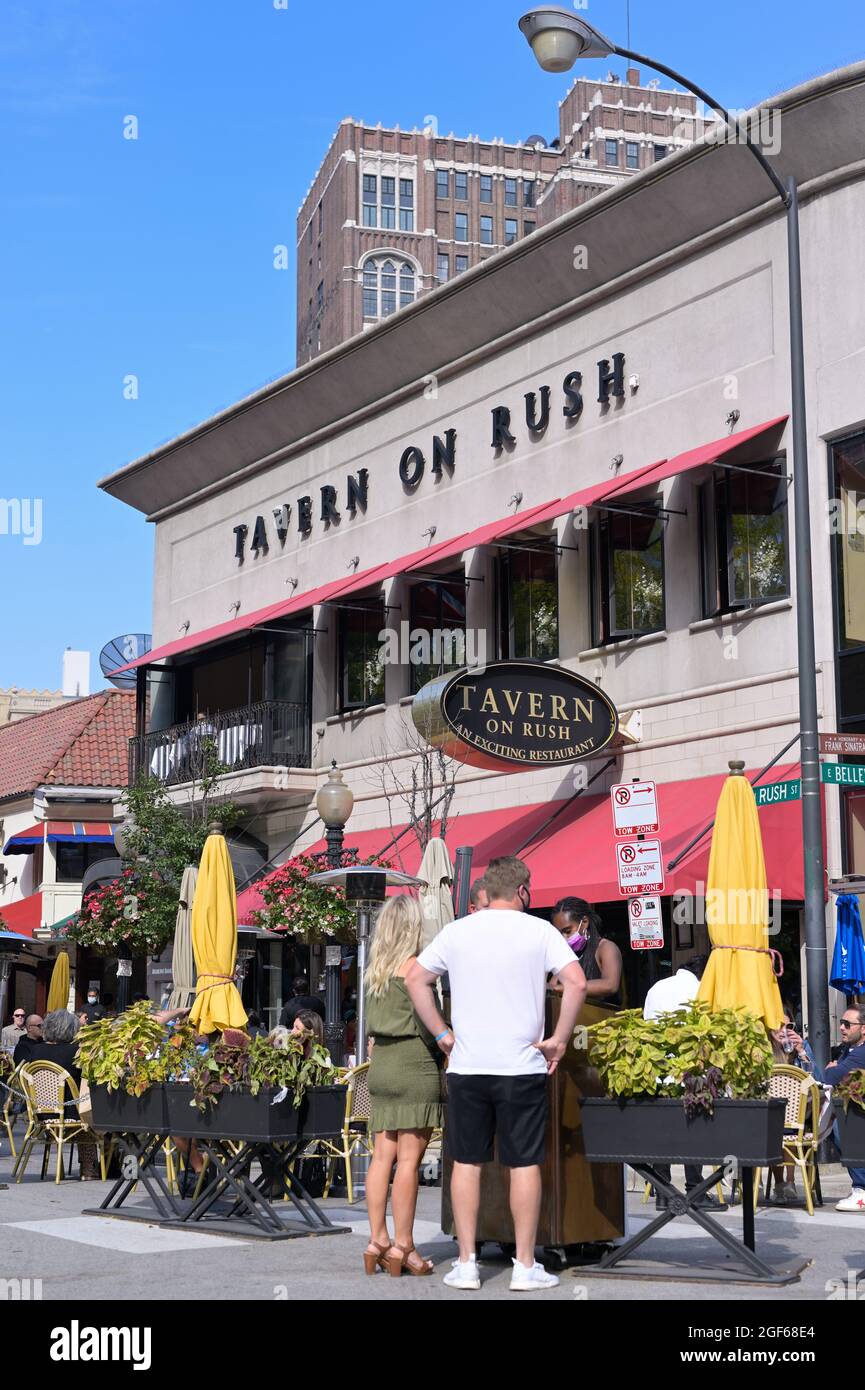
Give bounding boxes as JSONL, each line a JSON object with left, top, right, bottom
{"left": 1, "top": 0, "right": 863, "bottom": 691}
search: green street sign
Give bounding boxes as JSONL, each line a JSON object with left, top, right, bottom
{"left": 754, "top": 779, "right": 801, "bottom": 807}
{"left": 821, "top": 762, "right": 865, "bottom": 788}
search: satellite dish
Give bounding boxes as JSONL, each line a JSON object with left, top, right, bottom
{"left": 99, "top": 634, "right": 151, "bottom": 690}
{"left": 524, "top": 134, "right": 547, "bottom": 149}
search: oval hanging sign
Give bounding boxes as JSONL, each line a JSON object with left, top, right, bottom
{"left": 412, "top": 660, "right": 619, "bottom": 771}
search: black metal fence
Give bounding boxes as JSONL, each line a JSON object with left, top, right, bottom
{"left": 129, "top": 701, "right": 312, "bottom": 786}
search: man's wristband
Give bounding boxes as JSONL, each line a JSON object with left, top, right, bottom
{"left": 434, "top": 1030, "right": 451, "bottom": 1042}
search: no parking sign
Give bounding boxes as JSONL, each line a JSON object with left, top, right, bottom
{"left": 628, "top": 896, "right": 664, "bottom": 950}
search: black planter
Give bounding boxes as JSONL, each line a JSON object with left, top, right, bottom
{"left": 165, "top": 1083, "right": 347, "bottom": 1141}
{"left": 89, "top": 1083, "right": 169, "bottom": 1133}
{"left": 580, "top": 1097, "right": 786, "bottom": 1165}
{"left": 834, "top": 1102, "right": 865, "bottom": 1164}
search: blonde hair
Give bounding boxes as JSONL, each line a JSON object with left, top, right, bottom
{"left": 367, "top": 894, "right": 423, "bottom": 999}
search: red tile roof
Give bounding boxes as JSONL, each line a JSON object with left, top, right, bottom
{"left": 0, "top": 691, "right": 135, "bottom": 801}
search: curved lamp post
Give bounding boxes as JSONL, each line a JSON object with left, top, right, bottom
{"left": 519, "top": 8, "right": 829, "bottom": 1065}
{"left": 316, "top": 763, "right": 354, "bottom": 1063}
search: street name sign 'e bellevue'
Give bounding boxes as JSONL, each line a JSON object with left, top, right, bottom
{"left": 822, "top": 762, "right": 865, "bottom": 788}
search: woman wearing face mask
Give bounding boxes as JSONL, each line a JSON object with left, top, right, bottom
{"left": 550, "top": 898, "right": 623, "bottom": 1005}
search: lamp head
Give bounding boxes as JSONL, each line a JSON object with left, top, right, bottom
{"left": 316, "top": 761, "right": 354, "bottom": 829}
{"left": 518, "top": 8, "right": 615, "bottom": 73}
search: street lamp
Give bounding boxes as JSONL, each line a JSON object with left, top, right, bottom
{"left": 315, "top": 762, "right": 354, "bottom": 1063}
{"left": 519, "top": 9, "right": 830, "bottom": 1065}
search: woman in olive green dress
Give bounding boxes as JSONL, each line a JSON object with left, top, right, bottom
{"left": 364, "top": 894, "right": 444, "bottom": 1278}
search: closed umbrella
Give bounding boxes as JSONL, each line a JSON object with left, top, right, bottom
{"left": 697, "top": 763, "right": 784, "bottom": 1029}
{"left": 46, "top": 950, "right": 70, "bottom": 1013}
{"left": 168, "top": 866, "right": 198, "bottom": 1011}
{"left": 830, "top": 894, "right": 865, "bottom": 996}
{"left": 189, "top": 829, "right": 248, "bottom": 1036}
{"left": 417, "top": 838, "right": 454, "bottom": 949}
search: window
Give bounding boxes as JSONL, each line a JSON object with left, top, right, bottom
{"left": 653, "top": 144, "right": 668, "bottom": 162}
{"left": 363, "top": 174, "right": 377, "bottom": 227}
{"left": 318, "top": 200, "right": 323, "bottom": 233}
{"left": 499, "top": 540, "right": 559, "bottom": 661}
{"left": 455, "top": 212, "right": 468, "bottom": 242}
{"left": 409, "top": 578, "right": 467, "bottom": 692}
{"left": 699, "top": 461, "right": 789, "bottom": 617}
{"left": 505, "top": 218, "right": 518, "bottom": 245}
{"left": 591, "top": 505, "right": 665, "bottom": 642}
{"left": 436, "top": 168, "right": 450, "bottom": 199}
{"left": 523, "top": 180, "right": 535, "bottom": 207}
{"left": 480, "top": 215, "right": 493, "bottom": 245}
{"left": 455, "top": 254, "right": 469, "bottom": 274}
{"left": 833, "top": 435, "right": 865, "bottom": 650}
{"left": 605, "top": 139, "right": 619, "bottom": 166}
{"left": 626, "top": 142, "right": 640, "bottom": 169}
{"left": 504, "top": 177, "right": 518, "bottom": 206}
{"left": 362, "top": 256, "right": 416, "bottom": 321}
{"left": 316, "top": 280, "right": 324, "bottom": 313}
{"left": 399, "top": 178, "right": 414, "bottom": 231}
{"left": 380, "top": 176, "right": 396, "bottom": 229}
{"left": 454, "top": 171, "right": 468, "bottom": 200}
{"left": 480, "top": 174, "right": 493, "bottom": 203}
{"left": 339, "top": 601, "right": 386, "bottom": 710}
{"left": 56, "top": 843, "right": 113, "bottom": 883}
{"left": 437, "top": 252, "right": 450, "bottom": 282}
{"left": 524, "top": 220, "right": 536, "bottom": 237}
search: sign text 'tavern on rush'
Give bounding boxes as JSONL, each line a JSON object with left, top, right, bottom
{"left": 411, "top": 660, "right": 619, "bottom": 771}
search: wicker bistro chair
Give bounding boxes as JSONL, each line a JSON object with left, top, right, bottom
{"left": 14, "top": 1061, "right": 106, "bottom": 1184}
{"left": 2, "top": 1062, "right": 23, "bottom": 1159}
{"left": 743, "top": 1065, "right": 823, "bottom": 1215}
{"left": 309, "top": 1062, "right": 373, "bottom": 1205}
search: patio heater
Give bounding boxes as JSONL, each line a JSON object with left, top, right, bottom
{"left": 308, "top": 866, "right": 423, "bottom": 1064}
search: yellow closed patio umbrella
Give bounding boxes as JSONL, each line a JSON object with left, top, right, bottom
{"left": 46, "top": 950, "right": 70, "bottom": 1013}
{"left": 697, "top": 761, "right": 784, "bottom": 1029}
{"left": 188, "top": 826, "right": 248, "bottom": 1035}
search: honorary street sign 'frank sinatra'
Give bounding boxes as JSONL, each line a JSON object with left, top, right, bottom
{"left": 411, "top": 660, "right": 619, "bottom": 771}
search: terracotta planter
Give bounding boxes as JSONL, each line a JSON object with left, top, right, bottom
{"left": 579, "top": 1097, "right": 786, "bottom": 1165}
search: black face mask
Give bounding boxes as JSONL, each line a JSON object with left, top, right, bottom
{"left": 518, "top": 885, "right": 531, "bottom": 911}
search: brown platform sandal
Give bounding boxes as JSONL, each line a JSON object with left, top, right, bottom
{"left": 363, "top": 1240, "right": 391, "bottom": 1275}
{"left": 385, "top": 1243, "right": 434, "bottom": 1278}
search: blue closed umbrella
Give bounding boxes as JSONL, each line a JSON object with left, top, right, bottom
{"left": 830, "top": 894, "right": 865, "bottom": 995}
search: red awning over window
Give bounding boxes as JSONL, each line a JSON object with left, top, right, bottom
{"left": 0, "top": 893, "right": 43, "bottom": 937}
{"left": 263, "top": 764, "right": 814, "bottom": 909}
{"left": 3, "top": 822, "right": 115, "bottom": 854}
{"left": 605, "top": 417, "right": 789, "bottom": 501}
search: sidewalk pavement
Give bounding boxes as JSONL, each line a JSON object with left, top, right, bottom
{"left": 1, "top": 1142, "right": 864, "bottom": 1302}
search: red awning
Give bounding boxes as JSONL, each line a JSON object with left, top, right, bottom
{"left": 273, "top": 764, "right": 814, "bottom": 909}
{"left": 1, "top": 893, "right": 43, "bottom": 937}
{"left": 3, "top": 822, "right": 115, "bottom": 854}
{"left": 605, "top": 417, "right": 789, "bottom": 500}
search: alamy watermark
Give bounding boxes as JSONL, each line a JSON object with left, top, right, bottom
{"left": 377, "top": 623, "right": 487, "bottom": 669}
{"left": 673, "top": 885, "right": 783, "bottom": 936}
{"left": 0, "top": 498, "right": 42, "bottom": 545}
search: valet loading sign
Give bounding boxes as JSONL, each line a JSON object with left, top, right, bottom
{"left": 611, "top": 780, "right": 665, "bottom": 950}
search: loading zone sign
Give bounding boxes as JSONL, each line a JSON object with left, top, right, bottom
{"left": 628, "top": 896, "right": 664, "bottom": 950}
{"left": 616, "top": 839, "right": 665, "bottom": 896}
{"left": 611, "top": 780, "right": 660, "bottom": 836}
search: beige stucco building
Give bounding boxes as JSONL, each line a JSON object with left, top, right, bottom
{"left": 100, "top": 64, "right": 865, "bottom": 1016}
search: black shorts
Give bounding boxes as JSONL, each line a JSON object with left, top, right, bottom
{"left": 446, "top": 1073, "right": 548, "bottom": 1168}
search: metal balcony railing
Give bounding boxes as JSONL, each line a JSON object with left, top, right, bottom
{"left": 129, "top": 701, "right": 312, "bottom": 786}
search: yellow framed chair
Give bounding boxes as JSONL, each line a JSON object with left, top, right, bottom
{"left": 316, "top": 1062, "right": 373, "bottom": 1205}
{"left": 758, "top": 1064, "right": 823, "bottom": 1215}
{"left": 14, "top": 1061, "right": 106, "bottom": 1184}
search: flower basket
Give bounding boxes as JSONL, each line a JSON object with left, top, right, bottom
{"left": 66, "top": 865, "right": 176, "bottom": 957}
{"left": 579, "top": 1097, "right": 786, "bottom": 1165}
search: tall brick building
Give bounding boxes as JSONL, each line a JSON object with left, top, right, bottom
{"left": 297, "top": 68, "right": 713, "bottom": 363}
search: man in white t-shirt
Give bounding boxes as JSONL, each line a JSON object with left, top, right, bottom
{"left": 406, "top": 856, "right": 586, "bottom": 1293}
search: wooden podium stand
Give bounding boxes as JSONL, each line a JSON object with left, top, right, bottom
{"left": 440, "top": 995, "right": 624, "bottom": 1251}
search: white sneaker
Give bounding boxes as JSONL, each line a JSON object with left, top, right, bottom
{"left": 443, "top": 1255, "right": 481, "bottom": 1290}
{"left": 510, "top": 1259, "right": 560, "bottom": 1291}
{"left": 836, "top": 1188, "right": 865, "bottom": 1212}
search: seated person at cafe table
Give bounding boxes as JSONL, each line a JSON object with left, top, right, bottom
{"left": 812, "top": 1004, "right": 865, "bottom": 1213}
{"left": 12, "top": 1013, "right": 44, "bottom": 1066}
{"left": 550, "top": 897, "right": 623, "bottom": 1004}
{"left": 279, "top": 976, "right": 326, "bottom": 1028}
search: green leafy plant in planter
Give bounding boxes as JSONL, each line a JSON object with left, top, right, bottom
{"left": 587, "top": 1002, "right": 774, "bottom": 1115}
{"left": 186, "top": 1027, "right": 336, "bottom": 1113}
{"left": 76, "top": 1001, "right": 199, "bottom": 1096}
{"left": 834, "top": 1069, "right": 865, "bottom": 1113}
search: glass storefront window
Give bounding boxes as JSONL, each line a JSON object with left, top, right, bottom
{"left": 409, "top": 577, "right": 467, "bottom": 692}
{"left": 499, "top": 540, "right": 559, "bottom": 661}
{"left": 339, "top": 601, "right": 385, "bottom": 710}
{"left": 833, "top": 435, "right": 865, "bottom": 649}
{"left": 699, "top": 461, "right": 788, "bottom": 616}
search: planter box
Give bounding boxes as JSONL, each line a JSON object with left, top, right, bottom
{"left": 89, "top": 1083, "right": 169, "bottom": 1133}
{"left": 580, "top": 1097, "right": 786, "bottom": 1165}
{"left": 834, "top": 1102, "right": 865, "bottom": 1164}
{"left": 165, "top": 1083, "right": 347, "bottom": 1142}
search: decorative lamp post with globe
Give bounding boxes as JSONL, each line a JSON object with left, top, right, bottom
{"left": 315, "top": 762, "right": 354, "bottom": 1064}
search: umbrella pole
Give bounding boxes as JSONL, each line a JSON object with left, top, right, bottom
{"left": 0, "top": 957, "right": 10, "bottom": 1030}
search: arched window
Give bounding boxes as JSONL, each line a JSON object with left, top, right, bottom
{"left": 361, "top": 256, "right": 416, "bottom": 322}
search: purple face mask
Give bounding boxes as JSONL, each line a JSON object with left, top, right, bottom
{"left": 567, "top": 932, "right": 587, "bottom": 953}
